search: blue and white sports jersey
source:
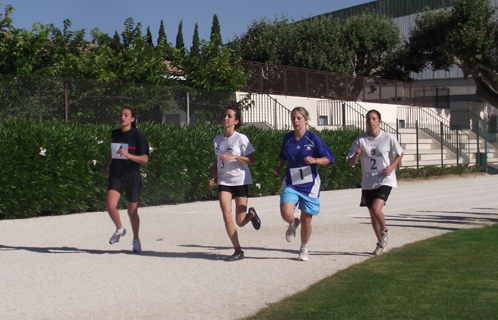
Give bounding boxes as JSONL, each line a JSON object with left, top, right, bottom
{"left": 278, "top": 130, "right": 335, "bottom": 198}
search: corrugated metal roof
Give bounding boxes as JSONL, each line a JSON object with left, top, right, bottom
{"left": 320, "top": 0, "right": 451, "bottom": 20}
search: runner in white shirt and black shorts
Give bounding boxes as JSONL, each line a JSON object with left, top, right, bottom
{"left": 347, "top": 109, "right": 403, "bottom": 255}
{"left": 208, "top": 105, "right": 261, "bottom": 261}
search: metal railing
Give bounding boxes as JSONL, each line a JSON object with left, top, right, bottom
{"left": 317, "top": 99, "right": 397, "bottom": 135}
{"left": 451, "top": 110, "right": 498, "bottom": 147}
{"left": 240, "top": 60, "right": 449, "bottom": 109}
{"left": 397, "top": 106, "right": 470, "bottom": 158}
{"left": 238, "top": 93, "right": 292, "bottom": 130}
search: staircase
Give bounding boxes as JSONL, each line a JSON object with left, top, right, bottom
{"left": 398, "top": 128, "right": 498, "bottom": 168}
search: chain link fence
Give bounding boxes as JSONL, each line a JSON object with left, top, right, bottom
{"left": 0, "top": 74, "right": 237, "bottom": 126}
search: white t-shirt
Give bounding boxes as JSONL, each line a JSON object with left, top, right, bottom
{"left": 214, "top": 131, "right": 255, "bottom": 186}
{"left": 346, "top": 130, "right": 403, "bottom": 190}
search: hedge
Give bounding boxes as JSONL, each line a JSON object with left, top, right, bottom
{"left": 0, "top": 119, "right": 481, "bottom": 219}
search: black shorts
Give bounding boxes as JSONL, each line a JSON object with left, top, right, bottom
{"left": 360, "top": 186, "right": 392, "bottom": 209}
{"left": 218, "top": 185, "right": 249, "bottom": 198}
{"left": 108, "top": 175, "right": 142, "bottom": 203}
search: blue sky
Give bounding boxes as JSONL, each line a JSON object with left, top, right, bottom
{"left": 3, "top": 0, "right": 374, "bottom": 44}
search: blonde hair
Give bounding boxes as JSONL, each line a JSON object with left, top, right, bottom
{"left": 291, "top": 107, "right": 310, "bottom": 121}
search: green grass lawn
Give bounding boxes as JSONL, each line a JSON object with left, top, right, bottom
{"left": 245, "top": 224, "right": 498, "bottom": 320}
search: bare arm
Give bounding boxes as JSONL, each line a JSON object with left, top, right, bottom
{"left": 219, "top": 153, "right": 255, "bottom": 165}
{"left": 381, "top": 153, "right": 404, "bottom": 176}
{"left": 304, "top": 156, "right": 330, "bottom": 165}
{"left": 348, "top": 145, "right": 364, "bottom": 167}
{"left": 274, "top": 159, "right": 286, "bottom": 175}
{"left": 100, "top": 152, "right": 113, "bottom": 176}
{"left": 208, "top": 157, "right": 218, "bottom": 189}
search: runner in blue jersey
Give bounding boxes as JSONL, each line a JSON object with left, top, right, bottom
{"left": 274, "top": 107, "right": 335, "bottom": 261}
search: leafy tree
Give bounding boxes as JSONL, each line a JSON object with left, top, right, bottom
{"left": 210, "top": 14, "right": 222, "bottom": 47}
{"left": 405, "top": 0, "right": 498, "bottom": 108}
{"left": 191, "top": 23, "right": 200, "bottom": 57}
{"left": 176, "top": 20, "right": 184, "bottom": 49}
{"left": 172, "top": 34, "right": 249, "bottom": 92}
{"left": 171, "top": 34, "right": 251, "bottom": 123}
{"left": 0, "top": 4, "right": 51, "bottom": 75}
{"left": 229, "top": 12, "right": 400, "bottom": 98}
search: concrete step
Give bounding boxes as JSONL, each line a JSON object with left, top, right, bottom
{"left": 402, "top": 143, "right": 438, "bottom": 150}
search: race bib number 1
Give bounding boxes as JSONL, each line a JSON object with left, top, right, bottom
{"left": 290, "top": 166, "right": 313, "bottom": 185}
{"left": 365, "top": 156, "right": 385, "bottom": 173}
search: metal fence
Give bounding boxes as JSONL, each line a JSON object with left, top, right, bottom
{"left": 0, "top": 75, "right": 236, "bottom": 126}
{"left": 239, "top": 60, "right": 450, "bottom": 109}
{"left": 316, "top": 99, "right": 397, "bottom": 135}
{"left": 238, "top": 93, "right": 292, "bottom": 130}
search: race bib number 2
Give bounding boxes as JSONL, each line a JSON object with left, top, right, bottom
{"left": 290, "top": 166, "right": 313, "bottom": 185}
{"left": 365, "top": 156, "right": 385, "bottom": 173}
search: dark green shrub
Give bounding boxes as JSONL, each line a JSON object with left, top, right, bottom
{"left": 0, "top": 119, "right": 482, "bottom": 219}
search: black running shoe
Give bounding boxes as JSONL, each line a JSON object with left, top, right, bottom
{"left": 225, "top": 250, "right": 244, "bottom": 261}
{"left": 249, "top": 207, "right": 261, "bottom": 230}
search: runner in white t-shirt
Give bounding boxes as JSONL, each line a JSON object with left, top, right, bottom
{"left": 208, "top": 105, "right": 260, "bottom": 261}
{"left": 346, "top": 109, "right": 403, "bottom": 255}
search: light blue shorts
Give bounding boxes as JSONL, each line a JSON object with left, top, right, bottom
{"left": 280, "top": 186, "right": 320, "bottom": 216}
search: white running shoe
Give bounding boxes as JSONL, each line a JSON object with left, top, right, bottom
{"left": 379, "top": 229, "right": 389, "bottom": 248}
{"left": 109, "top": 228, "right": 126, "bottom": 245}
{"left": 298, "top": 248, "right": 309, "bottom": 261}
{"left": 373, "top": 242, "right": 384, "bottom": 256}
{"left": 132, "top": 239, "right": 142, "bottom": 253}
{"left": 285, "top": 218, "right": 300, "bottom": 242}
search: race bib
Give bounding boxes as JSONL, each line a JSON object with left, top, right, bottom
{"left": 290, "top": 166, "right": 313, "bottom": 185}
{"left": 111, "top": 143, "right": 128, "bottom": 159}
{"left": 365, "top": 156, "right": 385, "bottom": 173}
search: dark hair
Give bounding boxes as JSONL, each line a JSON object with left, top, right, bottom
{"left": 226, "top": 104, "right": 242, "bottom": 130}
{"left": 366, "top": 109, "right": 381, "bottom": 121}
{"left": 121, "top": 107, "right": 137, "bottom": 128}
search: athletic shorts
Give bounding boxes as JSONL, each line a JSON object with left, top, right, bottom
{"left": 360, "top": 186, "right": 392, "bottom": 209}
{"left": 218, "top": 185, "right": 249, "bottom": 198}
{"left": 108, "top": 176, "right": 142, "bottom": 203}
{"left": 280, "top": 186, "right": 320, "bottom": 216}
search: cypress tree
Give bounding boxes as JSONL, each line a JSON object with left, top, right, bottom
{"left": 157, "top": 19, "right": 167, "bottom": 46}
{"left": 210, "top": 14, "right": 222, "bottom": 47}
{"left": 146, "top": 26, "right": 154, "bottom": 46}
{"left": 111, "top": 30, "right": 123, "bottom": 52}
{"left": 176, "top": 20, "right": 184, "bottom": 49}
{"left": 191, "top": 23, "right": 200, "bottom": 57}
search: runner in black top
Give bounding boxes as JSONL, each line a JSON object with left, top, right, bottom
{"left": 100, "top": 107, "right": 149, "bottom": 253}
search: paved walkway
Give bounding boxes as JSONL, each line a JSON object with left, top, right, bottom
{"left": 1, "top": 174, "right": 497, "bottom": 320}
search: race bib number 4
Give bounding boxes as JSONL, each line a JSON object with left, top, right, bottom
{"left": 365, "top": 156, "right": 385, "bottom": 173}
{"left": 290, "top": 166, "right": 313, "bottom": 185}
{"left": 111, "top": 143, "right": 129, "bottom": 159}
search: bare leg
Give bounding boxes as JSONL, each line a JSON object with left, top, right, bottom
{"left": 280, "top": 202, "right": 296, "bottom": 224}
{"left": 219, "top": 192, "right": 240, "bottom": 248}
{"left": 300, "top": 211, "right": 313, "bottom": 244}
{"left": 127, "top": 202, "right": 140, "bottom": 240}
{"left": 368, "top": 199, "right": 387, "bottom": 241}
{"left": 234, "top": 197, "right": 251, "bottom": 227}
{"left": 106, "top": 190, "right": 123, "bottom": 229}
